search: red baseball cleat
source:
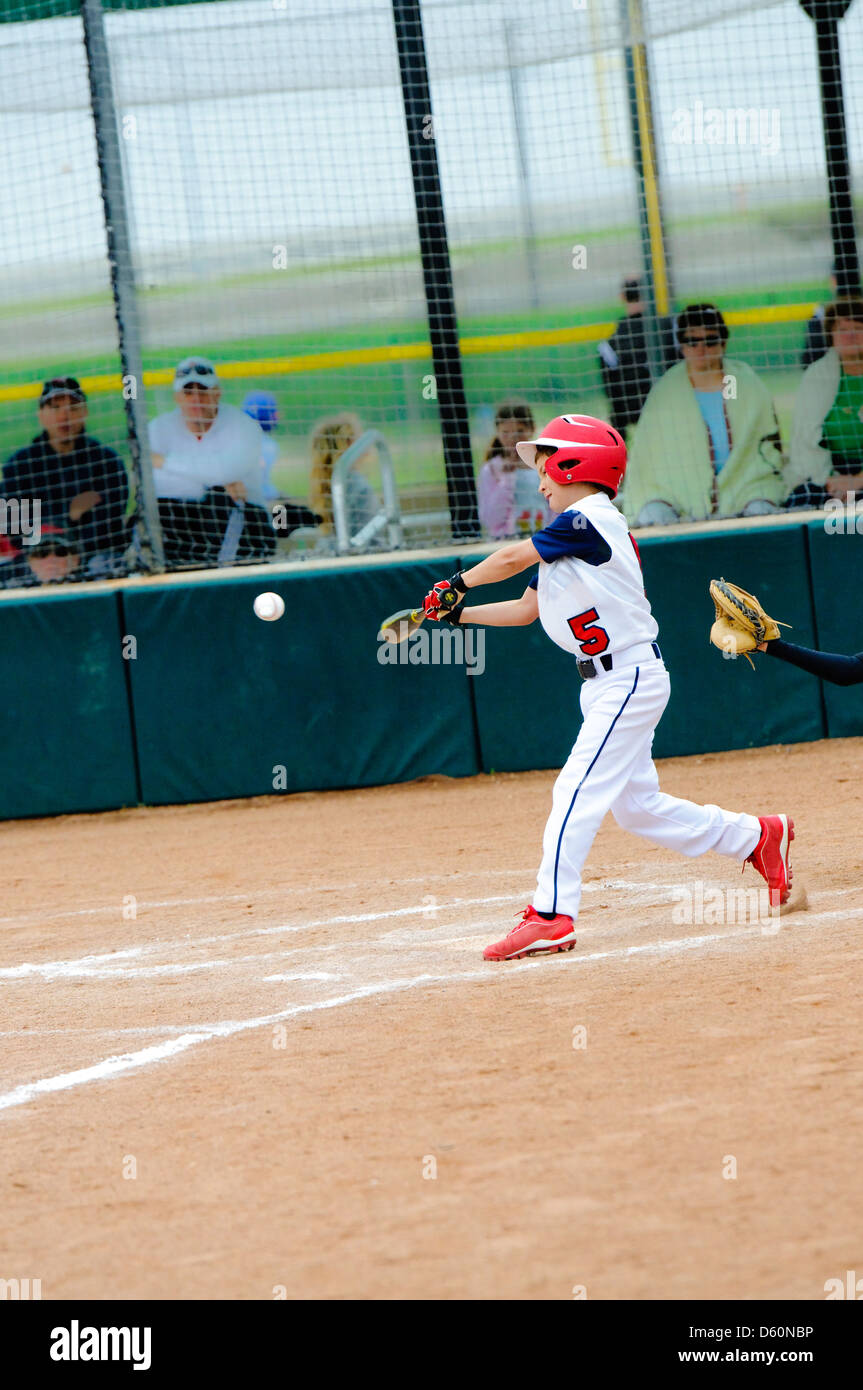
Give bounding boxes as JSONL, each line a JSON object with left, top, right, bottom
{"left": 746, "top": 814, "right": 794, "bottom": 906}
{"left": 483, "top": 905, "right": 577, "bottom": 961}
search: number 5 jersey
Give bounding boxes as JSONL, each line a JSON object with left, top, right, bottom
{"left": 528, "top": 494, "right": 659, "bottom": 658}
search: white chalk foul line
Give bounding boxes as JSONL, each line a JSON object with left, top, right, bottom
{"left": 0, "top": 1034, "right": 208, "bottom": 1112}
{"left": 0, "top": 893, "right": 527, "bottom": 980}
{"left": 4, "top": 907, "right": 858, "bottom": 1115}
{"left": 0, "top": 970, "right": 495, "bottom": 1113}
{"left": 1, "top": 881, "right": 855, "bottom": 985}
{"left": 0, "top": 883, "right": 694, "bottom": 980}
{"left": 0, "top": 870, "right": 542, "bottom": 930}
{"left": 0, "top": 947, "right": 146, "bottom": 980}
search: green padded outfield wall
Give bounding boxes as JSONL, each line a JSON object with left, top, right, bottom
{"left": 806, "top": 519, "right": 863, "bottom": 740}
{"left": 0, "top": 589, "right": 137, "bottom": 819}
{"left": 121, "top": 558, "right": 480, "bottom": 806}
{"left": 639, "top": 522, "right": 823, "bottom": 759}
{"left": 0, "top": 522, "right": 848, "bottom": 820}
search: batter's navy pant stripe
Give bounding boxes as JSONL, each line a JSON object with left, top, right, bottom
{"left": 551, "top": 666, "right": 641, "bottom": 914}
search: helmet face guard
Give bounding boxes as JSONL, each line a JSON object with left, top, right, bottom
{"left": 517, "top": 414, "right": 627, "bottom": 496}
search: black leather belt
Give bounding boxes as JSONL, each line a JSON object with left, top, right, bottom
{"left": 577, "top": 642, "right": 662, "bottom": 680}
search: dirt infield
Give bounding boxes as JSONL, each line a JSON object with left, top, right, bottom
{"left": 1, "top": 736, "right": 861, "bottom": 1301}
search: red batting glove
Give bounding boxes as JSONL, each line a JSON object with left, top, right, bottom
{"left": 422, "top": 578, "right": 460, "bottom": 621}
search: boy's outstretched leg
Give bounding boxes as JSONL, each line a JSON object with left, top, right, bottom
{"left": 484, "top": 661, "right": 669, "bottom": 962}
{"left": 610, "top": 747, "right": 794, "bottom": 905}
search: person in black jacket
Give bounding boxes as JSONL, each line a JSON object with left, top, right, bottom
{"left": 1, "top": 377, "right": 130, "bottom": 572}
{"left": 597, "top": 276, "right": 677, "bottom": 433}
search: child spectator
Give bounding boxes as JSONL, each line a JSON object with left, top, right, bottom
{"left": 478, "top": 400, "right": 553, "bottom": 538}
{"left": 308, "top": 413, "right": 380, "bottom": 547}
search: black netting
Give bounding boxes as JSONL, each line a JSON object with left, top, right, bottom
{"left": 0, "top": 0, "right": 861, "bottom": 586}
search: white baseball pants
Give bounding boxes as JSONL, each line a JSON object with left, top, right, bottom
{"left": 534, "top": 653, "right": 761, "bottom": 918}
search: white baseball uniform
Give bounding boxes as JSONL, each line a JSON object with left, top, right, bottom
{"left": 529, "top": 494, "right": 760, "bottom": 917}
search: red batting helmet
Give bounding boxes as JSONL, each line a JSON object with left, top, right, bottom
{"left": 516, "top": 414, "right": 627, "bottom": 496}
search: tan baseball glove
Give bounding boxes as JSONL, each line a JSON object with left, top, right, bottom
{"left": 709, "top": 577, "right": 789, "bottom": 670}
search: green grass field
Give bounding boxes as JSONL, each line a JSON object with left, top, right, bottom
{"left": 0, "top": 320, "right": 811, "bottom": 502}
{"left": 0, "top": 232, "right": 825, "bottom": 504}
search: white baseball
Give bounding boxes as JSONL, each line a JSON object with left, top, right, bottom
{"left": 253, "top": 591, "right": 285, "bottom": 622}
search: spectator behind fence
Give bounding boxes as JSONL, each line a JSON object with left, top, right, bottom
{"left": 1, "top": 377, "right": 130, "bottom": 571}
{"left": 308, "top": 413, "right": 381, "bottom": 547}
{"left": 622, "top": 303, "right": 786, "bottom": 527}
{"left": 787, "top": 297, "right": 863, "bottom": 508}
{"left": 0, "top": 525, "right": 81, "bottom": 588}
{"left": 800, "top": 266, "right": 837, "bottom": 369}
{"left": 597, "top": 276, "right": 678, "bottom": 433}
{"left": 477, "top": 399, "right": 553, "bottom": 538}
{"left": 242, "top": 390, "right": 280, "bottom": 500}
{"left": 149, "top": 357, "right": 276, "bottom": 566}
{"left": 242, "top": 390, "right": 323, "bottom": 535}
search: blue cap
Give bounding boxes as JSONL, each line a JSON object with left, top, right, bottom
{"left": 242, "top": 390, "right": 279, "bottom": 431}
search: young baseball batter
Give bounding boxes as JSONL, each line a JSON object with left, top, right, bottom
{"left": 422, "top": 414, "right": 794, "bottom": 961}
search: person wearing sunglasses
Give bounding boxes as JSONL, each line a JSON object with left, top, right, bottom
{"left": 0, "top": 525, "right": 82, "bottom": 588}
{"left": 148, "top": 356, "right": 276, "bottom": 567}
{"left": 621, "top": 303, "right": 787, "bottom": 528}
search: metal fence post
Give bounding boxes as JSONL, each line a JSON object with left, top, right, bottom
{"left": 799, "top": 0, "right": 861, "bottom": 296}
{"left": 80, "top": 0, "right": 165, "bottom": 570}
{"left": 392, "top": 0, "right": 479, "bottom": 541}
{"left": 620, "top": 0, "right": 675, "bottom": 382}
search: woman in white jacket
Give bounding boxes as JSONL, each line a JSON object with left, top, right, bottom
{"left": 787, "top": 297, "right": 863, "bottom": 508}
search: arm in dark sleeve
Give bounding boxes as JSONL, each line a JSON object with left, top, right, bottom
{"left": 532, "top": 511, "right": 612, "bottom": 565}
{"left": 74, "top": 446, "right": 131, "bottom": 549}
{"left": 0, "top": 451, "right": 32, "bottom": 500}
{"left": 764, "top": 638, "right": 863, "bottom": 686}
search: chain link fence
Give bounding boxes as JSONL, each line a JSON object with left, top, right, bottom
{"left": 0, "top": 0, "right": 861, "bottom": 586}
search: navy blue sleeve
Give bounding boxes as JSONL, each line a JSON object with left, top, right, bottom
{"left": 1, "top": 449, "right": 30, "bottom": 497}
{"left": 764, "top": 639, "right": 863, "bottom": 687}
{"left": 74, "top": 445, "right": 130, "bottom": 546}
{"left": 527, "top": 574, "right": 538, "bottom": 590}
{"left": 532, "top": 510, "right": 612, "bottom": 566}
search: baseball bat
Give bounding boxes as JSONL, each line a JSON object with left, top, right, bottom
{"left": 378, "top": 585, "right": 459, "bottom": 645}
{"left": 378, "top": 606, "right": 427, "bottom": 645}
